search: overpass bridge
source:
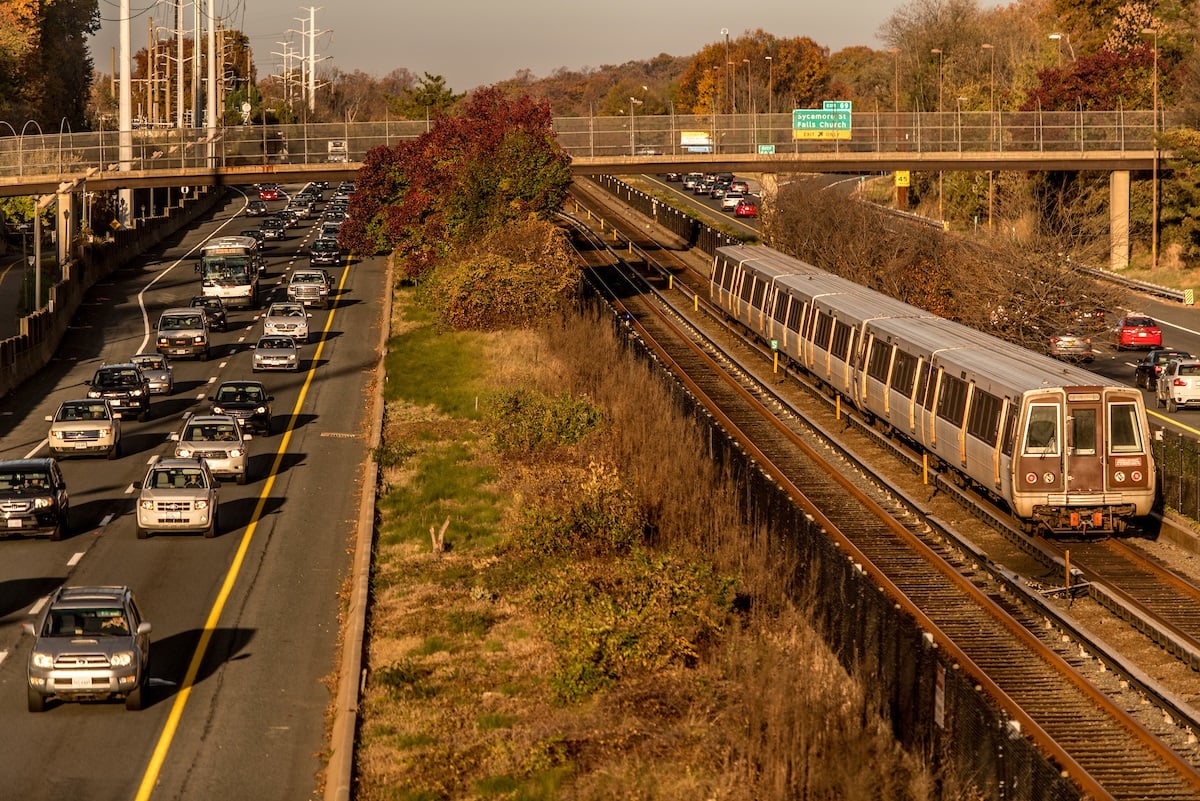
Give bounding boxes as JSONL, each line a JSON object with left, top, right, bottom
{"left": 0, "top": 109, "right": 1167, "bottom": 267}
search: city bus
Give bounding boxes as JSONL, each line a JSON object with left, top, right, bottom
{"left": 198, "top": 235, "right": 262, "bottom": 309}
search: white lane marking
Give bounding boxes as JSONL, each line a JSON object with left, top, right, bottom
{"left": 238, "top": 336, "right": 246, "bottom": 342}
{"left": 67, "top": 552, "right": 84, "bottom": 567}
{"left": 207, "top": 377, "right": 217, "bottom": 384}
{"left": 29, "top": 597, "right": 47, "bottom": 616}
{"left": 219, "top": 361, "right": 228, "bottom": 368}
{"left": 99, "top": 513, "right": 114, "bottom": 527}
{"left": 146, "top": 456, "right": 157, "bottom": 464}
{"left": 0, "top": 650, "right": 8, "bottom": 668}
{"left": 196, "top": 392, "right": 206, "bottom": 399}
{"left": 23, "top": 439, "right": 49, "bottom": 459}
{"left": 125, "top": 484, "right": 136, "bottom": 494}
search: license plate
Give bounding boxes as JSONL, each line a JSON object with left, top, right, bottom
{"left": 170, "top": 348, "right": 190, "bottom": 355}
{"left": 158, "top": 516, "right": 184, "bottom": 523}
{"left": 74, "top": 443, "right": 90, "bottom": 449}
{"left": 70, "top": 675, "right": 92, "bottom": 687}
{"left": 7, "top": 519, "right": 22, "bottom": 528}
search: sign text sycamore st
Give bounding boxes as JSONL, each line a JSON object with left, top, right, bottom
{"left": 792, "top": 101, "right": 853, "bottom": 141}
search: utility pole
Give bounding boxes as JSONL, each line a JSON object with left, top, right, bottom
{"left": 292, "top": 8, "right": 330, "bottom": 113}
{"left": 176, "top": 0, "right": 184, "bottom": 128}
{"left": 118, "top": 0, "right": 132, "bottom": 225}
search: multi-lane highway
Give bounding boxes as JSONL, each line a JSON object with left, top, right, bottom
{"left": 0, "top": 186, "right": 384, "bottom": 800}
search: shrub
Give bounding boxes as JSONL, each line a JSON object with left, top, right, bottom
{"left": 514, "top": 460, "right": 645, "bottom": 559}
{"left": 485, "top": 387, "right": 602, "bottom": 453}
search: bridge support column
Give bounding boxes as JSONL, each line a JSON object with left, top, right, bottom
{"left": 55, "top": 192, "right": 73, "bottom": 266}
{"left": 1110, "top": 170, "right": 1130, "bottom": 271}
{"left": 759, "top": 173, "right": 778, "bottom": 241}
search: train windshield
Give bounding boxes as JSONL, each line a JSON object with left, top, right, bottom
{"left": 1023, "top": 404, "right": 1059, "bottom": 455}
{"left": 1108, "top": 402, "right": 1143, "bottom": 453}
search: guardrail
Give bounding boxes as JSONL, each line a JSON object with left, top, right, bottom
{"left": 0, "top": 109, "right": 1170, "bottom": 181}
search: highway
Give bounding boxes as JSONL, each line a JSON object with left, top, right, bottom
{"left": 0, "top": 186, "right": 383, "bottom": 801}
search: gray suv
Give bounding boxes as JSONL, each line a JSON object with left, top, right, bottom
{"left": 24, "top": 585, "right": 152, "bottom": 711}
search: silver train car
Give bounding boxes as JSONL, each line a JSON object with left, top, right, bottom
{"left": 711, "top": 244, "right": 1156, "bottom": 534}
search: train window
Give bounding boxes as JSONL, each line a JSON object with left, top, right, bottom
{"left": 1071, "top": 409, "right": 1097, "bottom": 456}
{"left": 1023, "top": 404, "right": 1059, "bottom": 455}
{"left": 1108, "top": 402, "right": 1143, "bottom": 454}
{"left": 786, "top": 299, "right": 803, "bottom": 331}
{"left": 916, "top": 365, "right": 933, "bottom": 408}
{"left": 1001, "top": 404, "right": 1016, "bottom": 456}
{"left": 750, "top": 279, "right": 767, "bottom": 310}
{"left": 967, "top": 390, "right": 1002, "bottom": 445}
{"left": 867, "top": 339, "right": 891, "bottom": 382}
{"left": 830, "top": 320, "right": 852, "bottom": 360}
{"left": 739, "top": 274, "right": 755, "bottom": 303}
{"left": 891, "top": 350, "right": 917, "bottom": 395}
{"left": 772, "top": 291, "right": 789, "bottom": 323}
{"left": 720, "top": 265, "right": 736, "bottom": 293}
{"left": 936, "top": 374, "right": 968, "bottom": 426}
{"left": 813, "top": 312, "right": 833, "bottom": 350}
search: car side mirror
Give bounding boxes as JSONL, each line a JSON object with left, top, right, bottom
{"left": 267, "top": 395, "right": 275, "bottom": 401}
{"left": 244, "top": 434, "right": 253, "bottom": 441}
{"left": 132, "top": 480, "right": 143, "bottom": 490}
{"left": 113, "top": 412, "right": 122, "bottom": 419}
{"left": 44, "top": 415, "right": 52, "bottom": 422}
{"left": 169, "top": 433, "right": 180, "bottom": 441}
{"left": 136, "top": 621, "right": 152, "bottom": 635}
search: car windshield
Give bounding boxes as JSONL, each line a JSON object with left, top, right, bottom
{"left": 94, "top": 369, "right": 139, "bottom": 387}
{"left": 0, "top": 470, "right": 52, "bottom": 491}
{"left": 272, "top": 306, "right": 304, "bottom": 317}
{"left": 1125, "top": 317, "right": 1156, "bottom": 327}
{"left": 260, "top": 337, "right": 294, "bottom": 349}
{"left": 183, "top": 422, "right": 239, "bottom": 441}
{"left": 147, "top": 467, "right": 208, "bottom": 489}
{"left": 46, "top": 607, "right": 129, "bottom": 637}
{"left": 216, "top": 385, "right": 264, "bottom": 402}
{"left": 57, "top": 402, "right": 109, "bottom": 421}
{"left": 293, "top": 273, "right": 323, "bottom": 283}
{"left": 160, "top": 314, "right": 203, "bottom": 331}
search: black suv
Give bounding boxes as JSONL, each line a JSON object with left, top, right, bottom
{"left": 1134, "top": 349, "right": 1192, "bottom": 390}
{"left": 246, "top": 199, "right": 269, "bottom": 216}
{"left": 190, "top": 295, "right": 228, "bottom": 332}
{"left": 208, "top": 380, "right": 274, "bottom": 435}
{"left": 309, "top": 238, "right": 342, "bottom": 266}
{"left": 0, "top": 458, "right": 69, "bottom": 540}
{"left": 86, "top": 363, "right": 151, "bottom": 422}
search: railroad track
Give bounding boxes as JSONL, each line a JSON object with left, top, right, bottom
{"left": 564, "top": 181, "right": 1200, "bottom": 799}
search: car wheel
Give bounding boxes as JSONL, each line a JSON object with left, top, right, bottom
{"left": 1169, "top": 398, "right": 1178, "bottom": 413}
{"left": 138, "top": 409, "right": 149, "bottom": 423}
{"left": 124, "top": 682, "right": 144, "bottom": 711}
{"left": 236, "top": 472, "right": 247, "bottom": 485}
{"left": 107, "top": 441, "right": 119, "bottom": 460}
{"left": 1157, "top": 393, "right": 1165, "bottom": 408}
{"left": 27, "top": 687, "right": 46, "bottom": 713}
{"left": 49, "top": 510, "right": 67, "bottom": 541}
{"left": 204, "top": 513, "right": 217, "bottom": 539}
{"left": 200, "top": 349, "right": 209, "bottom": 362}
{"left": 136, "top": 524, "right": 149, "bottom": 540}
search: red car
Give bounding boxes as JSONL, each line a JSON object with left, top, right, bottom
{"left": 258, "top": 185, "right": 280, "bottom": 201}
{"left": 734, "top": 199, "right": 758, "bottom": 218}
{"left": 1115, "top": 315, "right": 1163, "bottom": 350}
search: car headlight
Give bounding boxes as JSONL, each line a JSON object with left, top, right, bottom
{"left": 195, "top": 499, "right": 209, "bottom": 510}
{"left": 51, "top": 431, "right": 64, "bottom": 439}
{"left": 130, "top": 389, "right": 144, "bottom": 397}
{"left": 140, "top": 499, "right": 155, "bottom": 510}
{"left": 177, "top": 447, "right": 193, "bottom": 457}
{"left": 110, "top": 651, "right": 134, "bottom": 667}
{"left": 157, "top": 337, "right": 168, "bottom": 345}
{"left": 99, "top": 427, "right": 112, "bottom": 436}
{"left": 32, "top": 652, "right": 53, "bottom": 669}
{"left": 230, "top": 449, "right": 243, "bottom": 458}
{"left": 286, "top": 355, "right": 296, "bottom": 362}
{"left": 212, "top": 405, "right": 224, "bottom": 414}
{"left": 33, "top": 498, "right": 51, "bottom": 509}
{"left": 87, "top": 390, "right": 101, "bottom": 399}
{"left": 254, "top": 406, "right": 267, "bottom": 414}
{"left": 193, "top": 336, "right": 205, "bottom": 344}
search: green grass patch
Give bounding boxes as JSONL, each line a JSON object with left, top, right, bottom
{"left": 477, "top": 712, "right": 516, "bottom": 731}
{"left": 446, "top": 609, "right": 498, "bottom": 638}
{"left": 384, "top": 320, "right": 492, "bottom": 418}
{"left": 374, "top": 659, "right": 437, "bottom": 699}
{"left": 378, "top": 441, "right": 504, "bottom": 551}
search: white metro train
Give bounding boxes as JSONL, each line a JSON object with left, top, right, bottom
{"left": 710, "top": 244, "right": 1156, "bottom": 534}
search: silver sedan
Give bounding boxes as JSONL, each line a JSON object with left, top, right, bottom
{"left": 251, "top": 335, "right": 300, "bottom": 372}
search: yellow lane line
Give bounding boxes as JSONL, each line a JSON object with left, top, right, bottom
{"left": 135, "top": 258, "right": 357, "bottom": 801}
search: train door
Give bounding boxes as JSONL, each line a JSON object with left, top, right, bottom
{"left": 1015, "top": 400, "right": 1065, "bottom": 495}
{"left": 1064, "top": 392, "right": 1105, "bottom": 493}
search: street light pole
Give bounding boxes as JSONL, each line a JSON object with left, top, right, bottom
{"left": 888, "top": 48, "right": 899, "bottom": 114}
{"left": 628, "top": 96, "right": 642, "bottom": 156}
{"left": 765, "top": 56, "right": 773, "bottom": 117}
{"left": 1143, "top": 27, "right": 1159, "bottom": 269}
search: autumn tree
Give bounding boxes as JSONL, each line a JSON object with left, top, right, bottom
{"left": 0, "top": 0, "right": 98, "bottom": 127}
{"left": 674, "top": 31, "right": 829, "bottom": 114}
{"left": 384, "top": 72, "right": 464, "bottom": 120}
{"left": 340, "top": 88, "right": 571, "bottom": 277}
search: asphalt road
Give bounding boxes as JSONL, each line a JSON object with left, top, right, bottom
{"left": 0, "top": 186, "right": 384, "bottom": 801}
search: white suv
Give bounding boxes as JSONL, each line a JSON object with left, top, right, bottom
{"left": 172, "top": 414, "right": 250, "bottom": 485}
{"left": 1156, "top": 358, "right": 1200, "bottom": 412}
{"left": 135, "top": 457, "right": 220, "bottom": 538}
{"left": 262, "top": 302, "right": 311, "bottom": 343}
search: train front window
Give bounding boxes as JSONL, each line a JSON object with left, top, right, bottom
{"left": 1070, "top": 409, "right": 1096, "bottom": 456}
{"left": 1108, "top": 402, "right": 1143, "bottom": 454}
{"left": 1023, "top": 404, "right": 1059, "bottom": 455}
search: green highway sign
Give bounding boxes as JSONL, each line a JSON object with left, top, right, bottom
{"left": 793, "top": 101, "right": 853, "bottom": 140}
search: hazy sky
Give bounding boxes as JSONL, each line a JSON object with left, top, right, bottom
{"left": 89, "top": 1, "right": 906, "bottom": 91}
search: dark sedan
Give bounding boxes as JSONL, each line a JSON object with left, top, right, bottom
{"left": 208, "top": 380, "right": 274, "bottom": 435}
{"left": 190, "top": 295, "right": 228, "bottom": 332}
{"left": 1134, "top": 349, "right": 1192, "bottom": 390}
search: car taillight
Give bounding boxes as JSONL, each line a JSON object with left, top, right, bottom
{"left": 1175, "top": 378, "right": 1187, "bottom": 386}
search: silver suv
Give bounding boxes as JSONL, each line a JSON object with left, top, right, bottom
{"left": 24, "top": 585, "right": 152, "bottom": 711}
{"left": 135, "top": 457, "right": 220, "bottom": 538}
{"left": 46, "top": 399, "right": 122, "bottom": 459}
{"left": 262, "top": 301, "right": 311, "bottom": 343}
{"left": 287, "top": 268, "right": 331, "bottom": 309}
{"left": 172, "top": 414, "right": 250, "bottom": 484}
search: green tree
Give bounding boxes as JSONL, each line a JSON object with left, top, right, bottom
{"left": 384, "top": 72, "right": 464, "bottom": 120}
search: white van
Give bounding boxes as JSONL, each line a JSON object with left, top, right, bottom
{"left": 156, "top": 307, "right": 210, "bottom": 361}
